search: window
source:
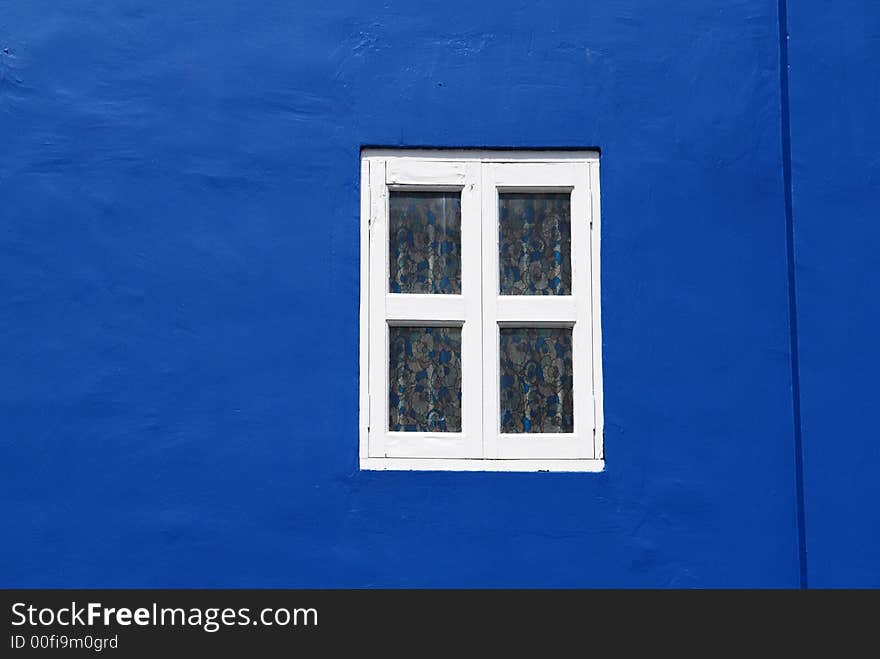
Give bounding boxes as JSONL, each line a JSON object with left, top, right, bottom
{"left": 360, "top": 150, "right": 603, "bottom": 471}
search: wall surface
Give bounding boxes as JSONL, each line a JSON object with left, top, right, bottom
{"left": 0, "top": 0, "right": 823, "bottom": 586}
{"left": 788, "top": 2, "right": 880, "bottom": 587}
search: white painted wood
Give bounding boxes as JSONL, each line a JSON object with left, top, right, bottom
{"left": 360, "top": 151, "right": 604, "bottom": 472}
{"left": 382, "top": 432, "right": 474, "bottom": 458}
{"left": 367, "top": 158, "right": 482, "bottom": 459}
{"left": 368, "top": 159, "right": 389, "bottom": 456}
{"left": 480, "top": 162, "right": 498, "bottom": 461}
{"left": 386, "top": 159, "right": 469, "bottom": 186}
{"left": 360, "top": 457, "right": 605, "bottom": 472}
{"left": 482, "top": 161, "right": 594, "bottom": 460}
{"left": 359, "top": 158, "right": 371, "bottom": 460}
{"left": 495, "top": 296, "right": 577, "bottom": 324}
{"left": 589, "top": 161, "right": 604, "bottom": 460}
{"left": 385, "top": 295, "right": 466, "bottom": 323}
{"left": 492, "top": 161, "right": 581, "bottom": 188}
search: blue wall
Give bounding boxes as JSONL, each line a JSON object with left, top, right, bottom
{"left": 788, "top": 2, "right": 880, "bottom": 587}
{"left": 0, "top": 0, "right": 872, "bottom": 587}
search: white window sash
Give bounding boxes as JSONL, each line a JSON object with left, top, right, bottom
{"left": 481, "top": 161, "right": 595, "bottom": 459}
{"left": 367, "top": 158, "right": 483, "bottom": 458}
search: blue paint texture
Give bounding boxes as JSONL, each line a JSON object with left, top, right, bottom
{"left": 788, "top": 2, "right": 880, "bottom": 587}
{"left": 1, "top": 0, "right": 869, "bottom": 587}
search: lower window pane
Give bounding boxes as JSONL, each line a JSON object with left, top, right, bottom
{"left": 500, "top": 327, "right": 574, "bottom": 433}
{"left": 389, "top": 326, "right": 462, "bottom": 432}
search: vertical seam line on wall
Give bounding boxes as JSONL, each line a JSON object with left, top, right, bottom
{"left": 778, "top": 0, "right": 808, "bottom": 589}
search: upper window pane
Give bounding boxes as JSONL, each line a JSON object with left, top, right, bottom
{"left": 499, "top": 192, "right": 571, "bottom": 295}
{"left": 389, "top": 191, "right": 461, "bottom": 294}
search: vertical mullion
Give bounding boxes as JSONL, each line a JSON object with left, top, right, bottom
{"left": 460, "top": 162, "right": 483, "bottom": 458}
{"left": 478, "top": 160, "right": 486, "bottom": 459}
{"left": 481, "top": 163, "right": 500, "bottom": 458}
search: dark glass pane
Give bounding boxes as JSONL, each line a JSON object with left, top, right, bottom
{"left": 389, "top": 326, "right": 462, "bottom": 432}
{"left": 389, "top": 192, "right": 461, "bottom": 294}
{"left": 499, "top": 192, "right": 571, "bottom": 295}
{"left": 500, "top": 327, "right": 573, "bottom": 433}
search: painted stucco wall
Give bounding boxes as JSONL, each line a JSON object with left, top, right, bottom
{"left": 788, "top": 2, "right": 880, "bottom": 588}
{"left": 0, "top": 1, "right": 873, "bottom": 587}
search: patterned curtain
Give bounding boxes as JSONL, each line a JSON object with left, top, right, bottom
{"left": 499, "top": 192, "right": 571, "bottom": 296}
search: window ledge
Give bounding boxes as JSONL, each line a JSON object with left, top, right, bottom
{"left": 360, "top": 457, "right": 605, "bottom": 473}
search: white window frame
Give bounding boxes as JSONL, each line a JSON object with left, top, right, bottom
{"left": 360, "top": 150, "right": 603, "bottom": 472}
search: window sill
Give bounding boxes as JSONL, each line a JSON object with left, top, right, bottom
{"left": 359, "top": 457, "right": 605, "bottom": 473}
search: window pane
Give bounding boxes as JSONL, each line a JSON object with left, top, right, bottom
{"left": 389, "top": 326, "right": 462, "bottom": 432}
{"left": 499, "top": 192, "right": 571, "bottom": 295}
{"left": 389, "top": 192, "right": 461, "bottom": 294}
{"left": 500, "top": 327, "right": 573, "bottom": 433}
